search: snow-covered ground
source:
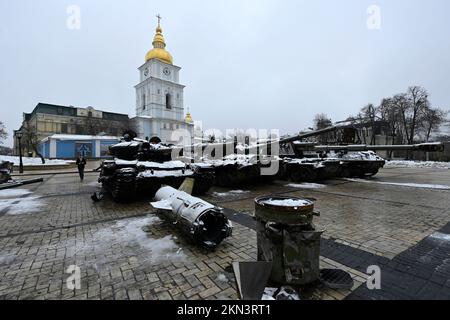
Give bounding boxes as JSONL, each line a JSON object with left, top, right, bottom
{"left": 430, "top": 232, "right": 450, "bottom": 242}
{"left": 69, "top": 215, "right": 187, "bottom": 270}
{"left": 0, "top": 215, "right": 187, "bottom": 270}
{"left": 384, "top": 160, "right": 450, "bottom": 170}
{"left": 345, "top": 178, "right": 450, "bottom": 190}
{"left": 0, "top": 188, "right": 32, "bottom": 199}
{"left": 286, "top": 183, "right": 326, "bottom": 189}
{"left": 0, "top": 155, "right": 74, "bottom": 166}
{"left": 216, "top": 273, "right": 229, "bottom": 283}
{"left": 0, "top": 188, "right": 44, "bottom": 215}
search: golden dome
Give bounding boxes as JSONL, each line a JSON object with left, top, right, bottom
{"left": 185, "top": 112, "right": 193, "bottom": 123}
{"left": 145, "top": 18, "right": 173, "bottom": 65}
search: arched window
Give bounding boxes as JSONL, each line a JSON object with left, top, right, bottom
{"left": 166, "top": 94, "right": 172, "bottom": 109}
{"left": 142, "top": 93, "right": 146, "bottom": 110}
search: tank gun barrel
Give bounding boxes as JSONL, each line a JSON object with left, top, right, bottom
{"left": 279, "top": 124, "right": 352, "bottom": 145}
{"left": 303, "top": 142, "right": 444, "bottom": 152}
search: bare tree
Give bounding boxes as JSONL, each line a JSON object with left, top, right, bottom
{"left": 313, "top": 113, "right": 332, "bottom": 130}
{"left": 359, "top": 104, "right": 379, "bottom": 144}
{"left": 23, "top": 123, "right": 45, "bottom": 164}
{"left": 405, "top": 86, "right": 429, "bottom": 144}
{"left": 390, "top": 93, "right": 410, "bottom": 144}
{"left": 313, "top": 114, "right": 333, "bottom": 144}
{"left": 347, "top": 86, "right": 444, "bottom": 154}
{"left": 0, "top": 121, "right": 7, "bottom": 144}
{"left": 0, "top": 146, "right": 12, "bottom": 156}
{"left": 378, "top": 98, "right": 402, "bottom": 144}
{"left": 419, "top": 107, "right": 448, "bottom": 142}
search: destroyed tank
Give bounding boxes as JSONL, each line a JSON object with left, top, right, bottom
{"left": 98, "top": 136, "right": 215, "bottom": 201}
{"left": 201, "top": 154, "right": 281, "bottom": 187}
{"left": 283, "top": 125, "right": 445, "bottom": 178}
{"left": 185, "top": 140, "right": 282, "bottom": 187}
{"left": 100, "top": 126, "right": 446, "bottom": 200}
{"left": 0, "top": 161, "right": 13, "bottom": 184}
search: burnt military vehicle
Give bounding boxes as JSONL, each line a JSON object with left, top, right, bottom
{"left": 278, "top": 125, "right": 444, "bottom": 179}
{"left": 98, "top": 136, "right": 215, "bottom": 201}
{"left": 99, "top": 126, "right": 445, "bottom": 201}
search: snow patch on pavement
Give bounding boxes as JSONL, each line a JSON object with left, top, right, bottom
{"left": 384, "top": 160, "right": 450, "bottom": 170}
{"left": 0, "top": 196, "right": 44, "bottom": 215}
{"left": 345, "top": 178, "right": 450, "bottom": 190}
{"left": 212, "top": 190, "right": 250, "bottom": 197}
{"left": 0, "top": 155, "right": 74, "bottom": 166}
{"left": 216, "top": 273, "right": 229, "bottom": 282}
{"left": 0, "top": 188, "right": 32, "bottom": 199}
{"left": 430, "top": 232, "right": 450, "bottom": 242}
{"left": 0, "top": 215, "right": 187, "bottom": 270}
{"left": 286, "top": 183, "right": 326, "bottom": 189}
{"left": 71, "top": 215, "right": 187, "bottom": 268}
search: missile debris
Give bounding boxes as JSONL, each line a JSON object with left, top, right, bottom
{"left": 150, "top": 178, "right": 232, "bottom": 249}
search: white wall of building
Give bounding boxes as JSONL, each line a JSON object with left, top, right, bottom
{"left": 133, "top": 58, "right": 191, "bottom": 144}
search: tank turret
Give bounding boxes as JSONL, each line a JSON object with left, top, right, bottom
{"left": 98, "top": 137, "right": 215, "bottom": 201}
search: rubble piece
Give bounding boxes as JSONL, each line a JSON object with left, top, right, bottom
{"left": 0, "top": 161, "right": 13, "bottom": 184}
{"left": 150, "top": 179, "right": 232, "bottom": 249}
{"left": 20, "top": 178, "right": 44, "bottom": 186}
{"left": 275, "top": 286, "right": 301, "bottom": 300}
{"left": 261, "top": 294, "right": 275, "bottom": 300}
{"left": 262, "top": 287, "right": 278, "bottom": 300}
{"left": 91, "top": 190, "right": 104, "bottom": 202}
{"left": 0, "top": 178, "right": 44, "bottom": 190}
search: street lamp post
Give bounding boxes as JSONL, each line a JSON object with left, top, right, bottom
{"left": 16, "top": 131, "right": 24, "bottom": 174}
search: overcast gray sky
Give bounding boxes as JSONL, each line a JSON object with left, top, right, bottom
{"left": 1, "top": 0, "right": 450, "bottom": 146}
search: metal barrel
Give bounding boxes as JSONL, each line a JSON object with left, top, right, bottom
{"left": 255, "top": 196, "right": 316, "bottom": 225}
{"left": 255, "top": 196, "right": 324, "bottom": 285}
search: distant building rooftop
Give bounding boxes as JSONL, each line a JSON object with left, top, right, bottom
{"left": 24, "top": 103, "right": 129, "bottom": 122}
{"left": 40, "top": 134, "right": 121, "bottom": 143}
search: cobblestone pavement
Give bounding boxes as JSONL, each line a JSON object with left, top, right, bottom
{"left": 0, "top": 166, "right": 449, "bottom": 300}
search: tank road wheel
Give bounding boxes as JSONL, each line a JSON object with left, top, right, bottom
{"left": 192, "top": 171, "right": 215, "bottom": 196}
{"left": 215, "top": 166, "right": 240, "bottom": 188}
{"left": 344, "top": 166, "right": 363, "bottom": 178}
{"left": 338, "top": 165, "right": 352, "bottom": 178}
{"left": 110, "top": 169, "right": 138, "bottom": 202}
{"left": 111, "top": 179, "right": 137, "bottom": 202}
{"left": 290, "top": 166, "right": 318, "bottom": 182}
{"left": 364, "top": 169, "right": 379, "bottom": 177}
{"left": 213, "top": 168, "right": 230, "bottom": 187}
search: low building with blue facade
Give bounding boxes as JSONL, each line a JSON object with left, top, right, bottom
{"left": 39, "top": 135, "right": 121, "bottom": 159}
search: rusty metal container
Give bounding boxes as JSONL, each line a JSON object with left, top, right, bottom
{"left": 255, "top": 196, "right": 324, "bottom": 285}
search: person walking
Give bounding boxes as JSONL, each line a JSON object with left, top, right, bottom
{"left": 76, "top": 156, "right": 87, "bottom": 181}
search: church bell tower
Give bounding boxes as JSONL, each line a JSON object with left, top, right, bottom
{"left": 133, "top": 15, "right": 193, "bottom": 144}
